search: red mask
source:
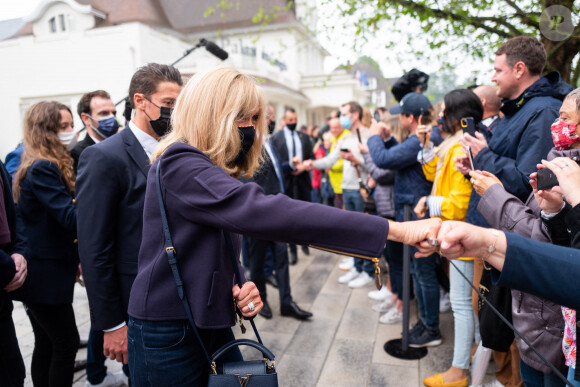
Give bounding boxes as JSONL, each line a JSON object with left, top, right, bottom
{"left": 551, "top": 120, "right": 579, "bottom": 150}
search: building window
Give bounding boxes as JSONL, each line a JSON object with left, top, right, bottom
{"left": 59, "top": 14, "right": 66, "bottom": 31}
{"left": 49, "top": 17, "right": 56, "bottom": 33}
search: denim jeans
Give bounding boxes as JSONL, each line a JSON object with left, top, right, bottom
{"left": 450, "top": 260, "right": 480, "bottom": 369}
{"left": 519, "top": 359, "right": 566, "bottom": 387}
{"left": 410, "top": 250, "right": 440, "bottom": 331}
{"left": 128, "top": 317, "right": 242, "bottom": 386}
{"left": 568, "top": 367, "right": 580, "bottom": 387}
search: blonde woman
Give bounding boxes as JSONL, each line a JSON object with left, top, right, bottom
{"left": 125, "top": 67, "right": 441, "bottom": 385}
{"left": 12, "top": 101, "right": 80, "bottom": 386}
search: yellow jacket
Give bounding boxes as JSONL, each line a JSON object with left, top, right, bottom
{"left": 328, "top": 129, "right": 350, "bottom": 194}
{"left": 422, "top": 142, "right": 473, "bottom": 260}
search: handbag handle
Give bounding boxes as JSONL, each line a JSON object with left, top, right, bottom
{"left": 211, "top": 339, "right": 275, "bottom": 362}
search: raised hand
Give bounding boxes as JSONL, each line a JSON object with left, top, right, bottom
{"left": 455, "top": 156, "right": 472, "bottom": 175}
{"left": 530, "top": 166, "right": 563, "bottom": 213}
{"left": 460, "top": 131, "right": 488, "bottom": 158}
{"left": 541, "top": 157, "right": 580, "bottom": 207}
{"left": 469, "top": 170, "right": 503, "bottom": 197}
{"left": 233, "top": 282, "right": 263, "bottom": 318}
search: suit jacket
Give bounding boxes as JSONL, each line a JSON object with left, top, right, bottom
{"left": 249, "top": 145, "right": 283, "bottom": 195}
{"left": 76, "top": 128, "right": 150, "bottom": 330}
{"left": 270, "top": 129, "right": 313, "bottom": 201}
{"left": 71, "top": 134, "right": 96, "bottom": 174}
{"left": 0, "top": 161, "right": 26, "bottom": 318}
{"left": 128, "top": 143, "right": 389, "bottom": 328}
{"left": 10, "top": 160, "right": 78, "bottom": 305}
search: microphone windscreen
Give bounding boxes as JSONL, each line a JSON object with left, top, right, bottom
{"left": 204, "top": 41, "right": 229, "bottom": 61}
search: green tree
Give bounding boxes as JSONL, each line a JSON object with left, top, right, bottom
{"left": 330, "top": 0, "right": 580, "bottom": 85}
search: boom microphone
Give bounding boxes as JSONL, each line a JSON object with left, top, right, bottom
{"left": 200, "top": 39, "right": 229, "bottom": 61}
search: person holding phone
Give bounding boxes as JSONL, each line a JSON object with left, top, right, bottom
{"left": 302, "top": 101, "right": 375, "bottom": 288}
{"left": 469, "top": 88, "right": 580, "bottom": 386}
{"left": 414, "top": 89, "right": 484, "bottom": 387}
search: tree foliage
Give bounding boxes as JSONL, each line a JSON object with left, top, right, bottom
{"left": 328, "top": 0, "right": 580, "bottom": 84}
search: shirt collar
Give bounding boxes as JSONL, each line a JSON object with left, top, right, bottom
{"left": 128, "top": 121, "right": 158, "bottom": 159}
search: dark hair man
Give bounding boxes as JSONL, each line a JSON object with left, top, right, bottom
{"left": 71, "top": 90, "right": 118, "bottom": 173}
{"left": 76, "top": 64, "right": 183, "bottom": 375}
{"left": 457, "top": 36, "right": 572, "bottom": 387}
{"left": 270, "top": 106, "right": 314, "bottom": 264}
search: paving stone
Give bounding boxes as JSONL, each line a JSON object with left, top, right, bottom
{"left": 310, "top": 292, "right": 349, "bottom": 322}
{"left": 336, "top": 304, "right": 379, "bottom": 341}
{"left": 369, "top": 363, "right": 419, "bottom": 386}
{"left": 318, "top": 337, "right": 374, "bottom": 386}
{"left": 285, "top": 319, "right": 339, "bottom": 358}
{"left": 276, "top": 353, "right": 326, "bottom": 386}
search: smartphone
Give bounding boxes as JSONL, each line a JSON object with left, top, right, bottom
{"left": 536, "top": 168, "right": 559, "bottom": 190}
{"left": 467, "top": 146, "right": 475, "bottom": 170}
{"left": 340, "top": 148, "right": 350, "bottom": 153}
{"left": 356, "top": 128, "right": 362, "bottom": 144}
{"left": 374, "top": 111, "right": 381, "bottom": 122}
{"left": 461, "top": 117, "right": 477, "bottom": 137}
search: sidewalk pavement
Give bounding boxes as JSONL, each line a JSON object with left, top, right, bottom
{"left": 14, "top": 248, "right": 496, "bottom": 386}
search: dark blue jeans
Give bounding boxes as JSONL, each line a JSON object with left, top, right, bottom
{"left": 519, "top": 359, "right": 566, "bottom": 387}
{"left": 409, "top": 250, "right": 440, "bottom": 331}
{"left": 128, "top": 317, "right": 242, "bottom": 386}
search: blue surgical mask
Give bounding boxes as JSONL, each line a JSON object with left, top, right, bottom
{"left": 89, "top": 114, "right": 119, "bottom": 138}
{"left": 340, "top": 115, "right": 351, "bottom": 129}
{"left": 438, "top": 116, "right": 449, "bottom": 133}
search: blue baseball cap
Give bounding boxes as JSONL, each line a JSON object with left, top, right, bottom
{"left": 389, "top": 92, "right": 431, "bottom": 117}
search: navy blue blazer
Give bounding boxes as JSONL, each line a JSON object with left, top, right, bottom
{"left": 270, "top": 129, "right": 313, "bottom": 201}
{"left": 128, "top": 143, "right": 389, "bottom": 328}
{"left": 493, "top": 232, "right": 580, "bottom": 310}
{"left": 10, "top": 160, "right": 78, "bottom": 305}
{"left": 76, "top": 127, "right": 150, "bottom": 331}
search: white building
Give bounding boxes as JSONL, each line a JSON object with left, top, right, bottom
{"left": 0, "top": 0, "right": 368, "bottom": 159}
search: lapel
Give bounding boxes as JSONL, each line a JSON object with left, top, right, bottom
{"left": 121, "top": 127, "right": 151, "bottom": 178}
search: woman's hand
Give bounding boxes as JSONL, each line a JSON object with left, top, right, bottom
{"left": 542, "top": 157, "right": 580, "bottom": 207}
{"left": 530, "top": 166, "right": 563, "bottom": 213}
{"left": 437, "top": 221, "right": 507, "bottom": 271}
{"left": 469, "top": 170, "right": 503, "bottom": 196}
{"left": 414, "top": 196, "right": 428, "bottom": 219}
{"left": 388, "top": 218, "right": 442, "bottom": 256}
{"left": 233, "top": 282, "right": 263, "bottom": 318}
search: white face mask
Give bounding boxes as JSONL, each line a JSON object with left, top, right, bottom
{"left": 58, "top": 130, "right": 78, "bottom": 151}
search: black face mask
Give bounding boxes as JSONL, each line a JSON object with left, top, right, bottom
{"left": 286, "top": 123, "right": 297, "bottom": 131}
{"left": 233, "top": 126, "right": 256, "bottom": 165}
{"left": 267, "top": 121, "right": 276, "bottom": 135}
{"left": 149, "top": 106, "right": 173, "bottom": 137}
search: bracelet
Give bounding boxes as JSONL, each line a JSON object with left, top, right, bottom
{"left": 483, "top": 229, "right": 500, "bottom": 262}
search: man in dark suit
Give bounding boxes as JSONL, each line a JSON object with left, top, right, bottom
{"left": 71, "top": 90, "right": 118, "bottom": 174}
{"left": 77, "top": 63, "right": 182, "bottom": 372}
{"left": 74, "top": 90, "right": 127, "bottom": 385}
{"left": 0, "top": 161, "right": 27, "bottom": 386}
{"left": 245, "top": 105, "right": 312, "bottom": 320}
{"left": 270, "top": 107, "right": 314, "bottom": 264}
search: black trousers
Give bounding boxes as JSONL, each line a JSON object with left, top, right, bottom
{"left": 247, "top": 238, "right": 292, "bottom": 306}
{"left": 26, "top": 303, "right": 80, "bottom": 387}
{"left": 0, "top": 296, "right": 25, "bottom": 386}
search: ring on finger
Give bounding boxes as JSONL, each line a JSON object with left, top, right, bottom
{"left": 248, "top": 301, "right": 255, "bottom": 312}
{"left": 562, "top": 163, "right": 570, "bottom": 169}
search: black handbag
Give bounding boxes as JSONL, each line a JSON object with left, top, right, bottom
{"left": 155, "top": 162, "right": 278, "bottom": 386}
{"left": 478, "top": 264, "right": 513, "bottom": 352}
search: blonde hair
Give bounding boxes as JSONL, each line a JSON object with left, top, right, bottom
{"left": 362, "top": 107, "right": 372, "bottom": 128}
{"left": 13, "top": 101, "right": 75, "bottom": 202}
{"left": 382, "top": 116, "right": 405, "bottom": 144}
{"left": 153, "top": 67, "right": 265, "bottom": 178}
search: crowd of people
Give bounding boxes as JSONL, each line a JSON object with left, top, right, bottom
{"left": 2, "top": 34, "right": 580, "bottom": 387}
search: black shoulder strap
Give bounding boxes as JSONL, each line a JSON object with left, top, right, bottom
{"left": 156, "top": 161, "right": 212, "bottom": 365}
